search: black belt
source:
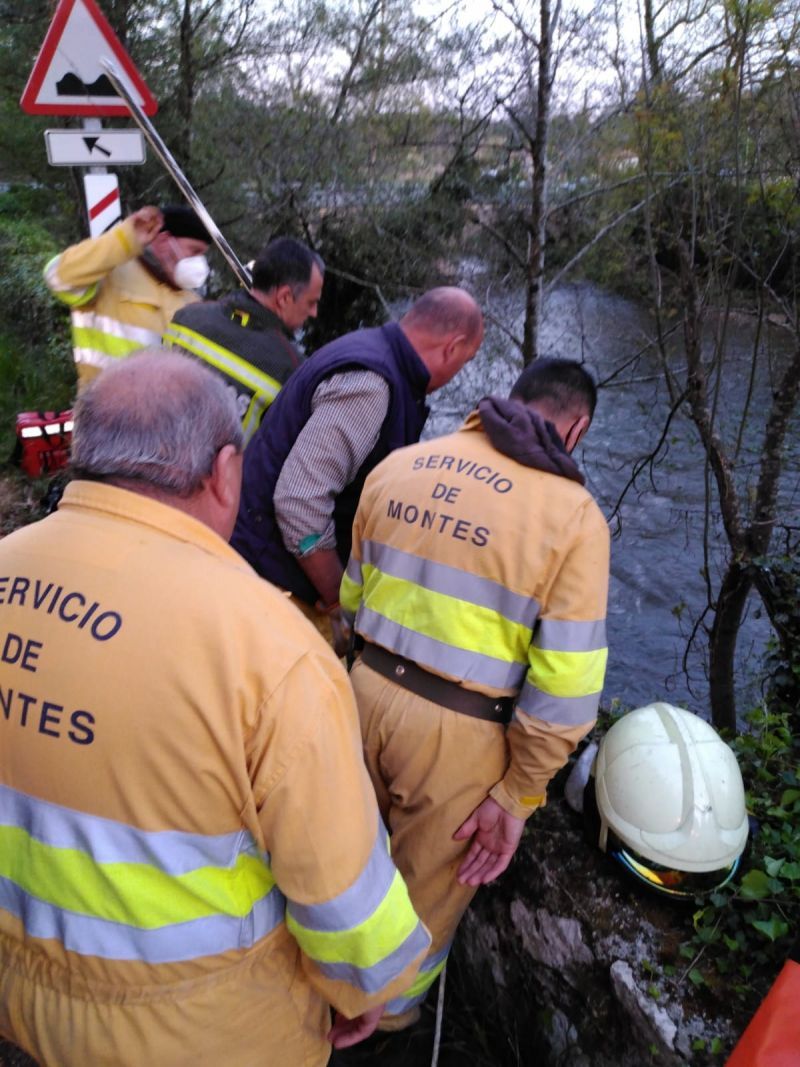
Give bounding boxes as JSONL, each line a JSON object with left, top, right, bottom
{"left": 360, "top": 643, "right": 512, "bottom": 724}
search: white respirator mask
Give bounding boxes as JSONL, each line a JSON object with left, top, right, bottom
{"left": 173, "top": 253, "right": 210, "bottom": 291}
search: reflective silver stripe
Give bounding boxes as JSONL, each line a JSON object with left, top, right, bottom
{"left": 356, "top": 606, "right": 527, "bottom": 690}
{"left": 316, "top": 922, "right": 430, "bottom": 993}
{"left": 72, "top": 311, "right": 161, "bottom": 347}
{"left": 345, "top": 556, "right": 363, "bottom": 584}
{"left": 516, "top": 683, "right": 600, "bottom": 725}
{"left": 287, "top": 824, "right": 393, "bottom": 931}
{"left": 361, "top": 541, "right": 539, "bottom": 628}
{"left": 0, "top": 875, "right": 285, "bottom": 964}
{"left": 73, "top": 348, "right": 117, "bottom": 369}
{"left": 534, "top": 618, "right": 607, "bottom": 652}
{"left": 385, "top": 942, "right": 451, "bottom": 1014}
{"left": 165, "top": 324, "right": 281, "bottom": 400}
{"left": 0, "top": 783, "right": 258, "bottom": 875}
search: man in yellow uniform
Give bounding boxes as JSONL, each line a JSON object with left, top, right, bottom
{"left": 0, "top": 351, "right": 428, "bottom": 1066}
{"left": 340, "top": 358, "right": 609, "bottom": 1028}
{"left": 44, "top": 205, "right": 210, "bottom": 386}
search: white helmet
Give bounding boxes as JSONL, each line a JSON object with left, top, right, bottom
{"left": 590, "top": 703, "right": 749, "bottom": 897}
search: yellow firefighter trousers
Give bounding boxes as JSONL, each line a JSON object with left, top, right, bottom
{"left": 350, "top": 658, "right": 509, "bottom": 1022}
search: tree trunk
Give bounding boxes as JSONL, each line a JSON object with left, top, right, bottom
{"left": 522, "top": 0, "right": 554, "bottom": 366}
{"left": 708, "top": 562, "right": 752, "bottom": 732}
{"left": 176, "top": 0, "right": 195, "bottom": 169}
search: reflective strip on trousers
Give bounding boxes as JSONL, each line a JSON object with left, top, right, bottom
{"left": 0, "top": 784, "right": 283, "bottom": 963}
{"left": 286, "top": 822, "right": 430, "bottom": 994}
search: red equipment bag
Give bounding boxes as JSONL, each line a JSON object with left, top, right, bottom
{"left": 14, "top": 410, "right": 74, "bottom": 478}
{"left": 726, "top": 950, "right": 800, "bottom": 1066}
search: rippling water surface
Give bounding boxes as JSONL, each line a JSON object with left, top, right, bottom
{"left": 424, "top": 281, "right": 799, "bottom": 714}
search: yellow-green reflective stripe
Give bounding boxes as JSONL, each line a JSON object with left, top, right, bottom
{"left": 529, "top": 646, "right": 608, "bottom": 698}
{"left": 0, "top": 825, "right": 275, "bottom": 928}
{"left": 241, "top": 401, "right": 263, "bottom": 443}
{"left": 286, "top": 869, "right": 418, "bottom": 968}
{"left": 164, "top": 324, "right": 281, "bottom": 398}
{"left": 340, "top": 571, "right": 363, "bottom": 614}
{"left": 54, "top": 285, "right": 98, "bottom": 308}
{"left": 72, "top": 326, "right": 143, "bottom": 358}
{"left": 405, "top": 955, "right": 446, "bottom": 998}
{"left": 361, "top": 563, "right": 529, "bottom": 663}
{"left": 385, "top": 946, "right": 449, "bottom": 1012}
{"left": 44, "top": 257, "right": 98, "bottom": 308}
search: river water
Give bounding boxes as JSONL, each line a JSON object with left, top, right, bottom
{"left": 424, "top": 281, "right": 800, "bottom": 715}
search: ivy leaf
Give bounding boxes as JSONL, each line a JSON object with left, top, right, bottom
{"left": 688, "top": 968, "right": 706, "bottom": 987}
{"left": 750, "top": 917, "right": 790, "bottom": 941}
{"left": 739, "top": 869, "right": 771, "bottom": 900}
{"left": 781, "top": 788, "right": 800, "bottom": 806}
{"left": 779, "top": 862, "right": 800, "bottom": 881}
{"left": 764, "top": 856, "right": 784, "bottom": 878}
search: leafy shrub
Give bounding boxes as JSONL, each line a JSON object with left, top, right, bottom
{"left": 0, "top": 201, "right": 75, "bottom": 460}
{"left": 677, "top": 705, "right": 799, "bottom": 1011}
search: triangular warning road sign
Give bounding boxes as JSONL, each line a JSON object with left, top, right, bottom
{"left": 20, "top": 0, "right": 157, "bottom": 117}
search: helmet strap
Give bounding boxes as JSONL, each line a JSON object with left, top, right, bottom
{"left": 599, "top": 821, "right": 608, "bottom": 853}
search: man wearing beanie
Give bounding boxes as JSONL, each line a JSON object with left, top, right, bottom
{"left": 44, "top": 204, "right": 211, "bottom": 387}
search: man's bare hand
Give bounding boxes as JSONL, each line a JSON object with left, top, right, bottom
{"left": 129, "top": 206, "right": 163, "bottom": 246}
{"left": 328, "top": 1004, "right": 384, "bottom": 1049}
{"left": 329, "top": 608, "right": 352, "bottom": 659}
{"left": 453, "top": 796, "right": 525, "bottom": 886}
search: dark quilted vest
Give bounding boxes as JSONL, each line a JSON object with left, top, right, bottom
{"left": 231, "top": 322, "right": 430, "bottom": 602}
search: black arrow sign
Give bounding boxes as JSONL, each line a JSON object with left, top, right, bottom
{"left": 83, "top": 136, "right": 112, "bottom": 158}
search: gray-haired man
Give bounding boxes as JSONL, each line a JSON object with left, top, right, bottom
{"left": 0, "top": 350, "right": 428, "bottom": 1066}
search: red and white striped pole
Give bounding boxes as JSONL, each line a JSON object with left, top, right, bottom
{"left": 81, "top": 116, "right": 121, "bottom": 236}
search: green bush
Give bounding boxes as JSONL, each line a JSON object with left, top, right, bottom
{"left": 757, "top": 552, "right": 800, "bottom": 727}
{"left": 0, "top": 204, "right": 75, "bottom": 460}
{"left": 676, "top": 705, "right": 799, "bottom": 1011}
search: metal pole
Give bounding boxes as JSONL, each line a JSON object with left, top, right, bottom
{"left": 99, "top": 57, "right": 251, "bottom": 290}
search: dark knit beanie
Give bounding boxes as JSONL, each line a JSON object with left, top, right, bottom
{"left": 160, "top": 205, "right": 211, "bottom": 243}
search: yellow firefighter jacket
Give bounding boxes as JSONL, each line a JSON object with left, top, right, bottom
{"left": 44, "top": 217, "right": 199, "bottom": 386}
{"left": 341, "top": 409, "right": 611, "bottom": 820}
{"left": 0, "top": 482, "right": 428, "bottom": 1067}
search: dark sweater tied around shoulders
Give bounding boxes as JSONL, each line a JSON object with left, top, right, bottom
{"left": 477, "top": 396, "right": 585, "bottom": 486}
